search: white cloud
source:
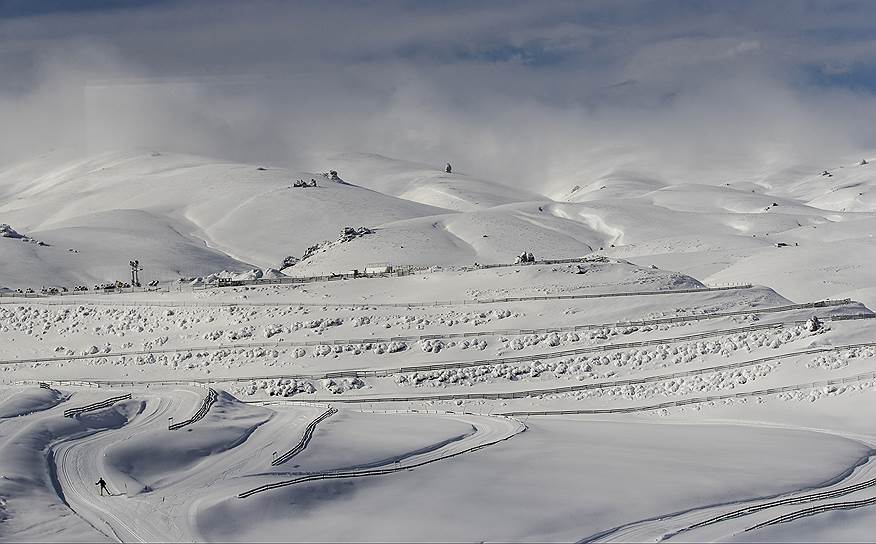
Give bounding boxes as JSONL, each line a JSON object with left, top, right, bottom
{"left": 1, "top": 1, "right": 876, "bottom": 192}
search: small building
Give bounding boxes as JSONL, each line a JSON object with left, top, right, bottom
{"left": 364, "top": 263, "right": 393, "bottom": 275}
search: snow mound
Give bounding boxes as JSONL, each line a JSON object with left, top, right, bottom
{"left": 0, "top": 387, "right": 64, "bottom": 418}
{"left": 103, "top": 390, "right": 272, "bottom": 494}
{"left": 327, "top": 152, "right": 544, "bottom": 211}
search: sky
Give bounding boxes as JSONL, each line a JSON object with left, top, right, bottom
{"left": 3, "top": 0, "right": 876, "bottom": 191}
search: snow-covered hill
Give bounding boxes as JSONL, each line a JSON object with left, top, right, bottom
{"left": 2, "top": 149, "right": 876, "bottom": 309}
{"left": 0, "top": 151, "right": 450, "bottom": 287}
{"left": 325, "top": 152, "right": 544, "bottom": 211}
{"left": 2, "top": 153, "right": 875, "bottom": 541}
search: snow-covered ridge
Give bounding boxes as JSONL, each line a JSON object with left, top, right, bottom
{"left": 3, "top": 149, "right": 876, "bottom": 311}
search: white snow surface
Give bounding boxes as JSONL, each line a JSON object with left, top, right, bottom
{"left": 1, "top": 148, "right": 876, "bottom": 542}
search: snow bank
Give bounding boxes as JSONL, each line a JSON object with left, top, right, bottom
{"left": 0, "top": 387, "right": 65, "bottom": 419}
{"left": 102, "top": 391, "right": 272, "bottom": 494}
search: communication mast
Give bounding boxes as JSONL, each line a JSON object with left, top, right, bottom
{"left": 129, "top": 260, "right": 142, "bottom": 287}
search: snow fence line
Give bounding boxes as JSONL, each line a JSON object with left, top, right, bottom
{"left": 0, "top": 286, "right": 169, "bottom": 300}
{"left": 686, "top": 475, "right": 876, "bottom": 532}
{"left": 0, "top": 257, "right": 685, "bottom": 302}
{"left": 0, "top": 298, "right": 861, "bottom": 372}
{"left": 14, "top": 312, "right": 873, "bottom": 390}
{"left": 271, "top": 407, "right": 337, "bottom": 466}
{"left": 0, "top": 267, "right": 421, "bottom": 301}
{"left": 496, "top": 368, "right": 876, "bottom": 417}
{"left": 0, "top": 255, "right": 753, "bottom": 302}
{"left": 168, "top": 387, "right": 218, "bottom": 430}
{"left": 236, "top": 414, "right": 526, "bottom": 499}
{"left": 63, "top": 393, "right": 132, "bottom": 418}
{"left": 35, "top": 258, "right": 618, "bottom": 298}
{"left": 0, "top": 284, "right": 754, "bottom": 309}
{"left": 230, "top": 337, "right": 876, "bottom": 407}
{"left": 746, "top": 495, "right": 876, "bottom": 532}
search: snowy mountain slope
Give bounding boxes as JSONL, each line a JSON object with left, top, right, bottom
{"left": 284, "top": 201, "right": 611, "bottom": 275}
{"left": 2, "top": 148, "right": 876, "bottom": 309}
{"left": 563, "top": 168, "right": 669, "bottom": 202}
{"left": 0, "top": 209, "right": 247, "bottom": 288}
{"left": 732, "top": 157, "right": 876, "bottom": 214}
{"left": 326, "top": 152, "right": 544, "bottom": 211}
{"left": 1, "top": 254, "right": 875, "bottom": 542}
{"left": 0, "top": 151, "right": 452, "bottom": 287}
{"left": 289, "top": 187, "right": 868, "bottom": 281}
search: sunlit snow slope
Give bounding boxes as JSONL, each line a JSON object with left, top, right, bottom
{"left": 2, "top": 150, "right": 875, "bottom": 307}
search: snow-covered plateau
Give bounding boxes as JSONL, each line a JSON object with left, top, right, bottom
{"left": 2, "top": 150, "right": 876, "bottom": 542}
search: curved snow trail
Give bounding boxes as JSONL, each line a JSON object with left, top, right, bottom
{"left": 581, "top": 440, "right": 876, "bottom": 543}
{"left": 51, "top": 394, "right": 316, "bottom": 542}
{"left": 50, "top": 400, "right": 520, "bottom": 541}
{"left": 52, "top": 391, "right": 198, "bottom": 543}
{"left": 237, "top": 412, "right": 525, "bottom": 498}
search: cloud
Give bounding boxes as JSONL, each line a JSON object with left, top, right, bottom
{"left": 2, "top": 0, "right": 876, "bottom": 194}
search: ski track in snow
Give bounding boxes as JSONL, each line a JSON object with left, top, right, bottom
{"left": 52, "top": 394, "right": 188, "bottom": 542}
{"left": 3, "top": 109, "right": 876, "bottom": 543}
{"left": 581, "top": 433, "right": 876, "bottom": 543}
{"left": 42, "top": 388, "right": 523, "bottom": 542}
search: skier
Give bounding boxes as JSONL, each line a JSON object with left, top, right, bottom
{"left": 96, "top": 477, "right": 109, "bottom": 496}
{"left": 445, "top": 162, "right": 452, "bottom": 174}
